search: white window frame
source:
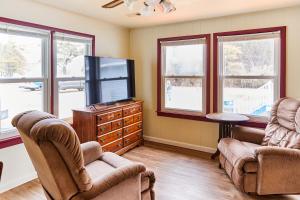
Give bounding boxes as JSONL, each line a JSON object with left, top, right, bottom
{"left": 217, "top": 31, "right": 281, "bottom": 118}
{"left": 160, "top": 37, "right": 208, "bottom": 116}
{"left": 53, "top": 33, "right": 93, "bottom": 118}
{"left": 0, "top": 23, "right": 50, "bottom": 135}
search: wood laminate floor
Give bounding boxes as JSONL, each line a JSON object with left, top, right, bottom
{"left": 1, "top": 142, "right": 300, "bottom": 200}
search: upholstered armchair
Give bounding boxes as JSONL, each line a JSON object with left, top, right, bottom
{"left": 218, "top": 97, "right": 300, "bottom": 195}
{"left": 12, "top": 111, "right": 155, "bottom": 200}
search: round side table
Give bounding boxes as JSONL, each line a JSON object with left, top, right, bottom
{"left": 206, "top": 113, "right": 249, "bottom": 160}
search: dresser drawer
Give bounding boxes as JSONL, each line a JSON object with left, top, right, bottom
{"left": 97, "top": 110, "right": 122, "bottom": 124}
{"left": 102, "top": 139, "right": 123, "bottom": 152}
{"left": 123, "top": 116, "right": 134, "bottom": 126}
{"left": 98, "top": 129, "right": 122, "bottom": 146}
{"left": 133, "top": 113, "right": 142, "bottom": 123}
{"left": 123, "top": 122, "right": 142, "bottom": 136}
{"left": 124, "top": 131, "right": 142, "bottom": 147}
{"left": 97, "top": 123, "right": 111, "bottom": 135}
{"left": 111, "top": 119, "right": 122, "bottom": 131}
{"left": 123, "top": 104, "right": 142, "bottom": 117}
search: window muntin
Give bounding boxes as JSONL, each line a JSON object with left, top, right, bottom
{"left": 0, "top": 23, "right": 50, "bottom": 136}
{"left": 160, "top": 37, "right": 208, "bottom": 114}
{"left": 218, "top": 31, "right": 281, "bottom": 117}
{"left": 54, "top": 33, "right": 92, "bottom": 118}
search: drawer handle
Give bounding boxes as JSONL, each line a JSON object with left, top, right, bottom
{"left": 125, "top": 139, "right": 130, "bottom": 144}
{"left": 117, "top": 132, "right": 122, "bottom": 137}
{"left": 118, "top": 143, "right": 122, "bottom": 147}
{"left": 117, "top": 113, "right": 121, "bottom": 117}
{"left": 117, "top": 122, "right": 122, "bottom": 126}
{"left": 137, "top": 124, "right": 142, "bottom": 129}
{"left": 100, "top": 138, "right": 105, "bottom": 143}
{"left": 124, "top": 129, "right": 128, "bottom": 133}
{"left": 108, "top": 114, "right": 114, "bottom": 119}
{"left": 99, "top": 117, "right": 102, "bottom": 121}
{"left": 131, "top": 108, "right": 136, "bottom": 113}
{"left": 100, "top": 127, "right": 106, "bottom": 131}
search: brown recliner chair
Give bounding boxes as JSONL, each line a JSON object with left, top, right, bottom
{"left": 12, "top": 110, "right": 155, "bottom": 200}
{"left": 218, "top": 97, "right": 300, "bottom": 195}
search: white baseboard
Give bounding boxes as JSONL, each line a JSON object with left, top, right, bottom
{"left": 144, "top": 136, "right": 216, "bottom": 154}
{"left": 0, "top": 172, "right": 37, "bottom": 193}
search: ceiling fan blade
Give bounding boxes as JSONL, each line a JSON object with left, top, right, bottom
{"left": 102, "top": 0, "right": 124, "bottom": 8}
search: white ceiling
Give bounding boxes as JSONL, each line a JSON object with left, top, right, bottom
{"left": 32, "top": 0, "right": 300, "bottom": 28}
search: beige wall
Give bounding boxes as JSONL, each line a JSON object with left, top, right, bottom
{"left": 129, "top": 6, "right": 300, "bottom": 150}
{"left": 0, "top": 0, "right": 129, "bottom": 192}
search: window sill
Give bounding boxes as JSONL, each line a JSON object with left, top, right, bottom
{"left": 237, "top": 117, "right": 268, "bottom": 129}
{"left": 157, "top": 110, "right": 268, "bottom": 128}
{"left": 157, "top": 110, "right": 210, "bottom": 122}
{"left": 0, "top": 135, "right": 23, "bottom": 149}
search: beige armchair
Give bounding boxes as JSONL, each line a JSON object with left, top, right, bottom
{"left": 218, "top": 97, "right": 300, "bottom": 195}
{"left": 12, "top": 110, "right": 155, "bottom": 200}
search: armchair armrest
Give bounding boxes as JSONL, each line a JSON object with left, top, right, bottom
{"left": 255, "top": 146, "right": 300, "bottom": 195}
{"left": 232, "top": 126, "right": 265, "bottom": 144}
{"left": 81, "top": 141, "right": 102, "bottom": 165}
{"left": 77, "top": 153, "right": 146, "bottom": 199}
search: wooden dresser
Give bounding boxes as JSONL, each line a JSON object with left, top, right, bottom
{"left": 72, "top": 100, "right": 143, "bottom": 155}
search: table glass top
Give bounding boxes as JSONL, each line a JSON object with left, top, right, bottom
{"left": 206, "top": 112, "right": 249, "bottom": 122}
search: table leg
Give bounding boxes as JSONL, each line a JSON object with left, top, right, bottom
{"left": 211, "top": 122, "right": 233, "bottom": 160}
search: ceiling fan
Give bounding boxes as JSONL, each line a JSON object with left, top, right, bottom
{"left": 102, "top": 0, "right": 176, "bottom": 16}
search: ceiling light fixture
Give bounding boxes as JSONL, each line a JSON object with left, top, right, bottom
{"left": 120, "top": 0, "right": 176, "bottom": 16}
{"left": 140, "top": 0, "right": 176, "bottom": 16}
{"left": 161, "top": 0, "right": 176, "bottom": 13}
{"left": 124, "top": 0, "right": 139, "bottom": 10}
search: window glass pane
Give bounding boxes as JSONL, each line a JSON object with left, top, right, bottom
{"left": 165, "top": 78, "right": 202, "bottom": 112}
{"left": 165, "top": 44, "right": 204, "bottom": 76}
{"left": 223, "top": 79, "right": 274, "bottom": 117}
{"left": 58, "top": 80, "right": 85, "bottom": 118}
{"left": 222, "top": 38, "right": 277, "bottom": 76}
{"left": 56, "top": 40, "right": 89, "bottom": 77}
{"left": 0, "top": 82, "right": 44, "bottom": 133}
{"left": 0, "top": 33, "right": 43, "bottom": 78}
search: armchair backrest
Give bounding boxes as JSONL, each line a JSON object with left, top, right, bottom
{"left": 262, "top": 98, "right": 300, "bottom": 149}
{"left": 12, "top": 111, "right": 92, "bottom": 200}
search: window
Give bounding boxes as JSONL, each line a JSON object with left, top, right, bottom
{"left": 0, "top": 17, "right": 95, "bottom": 148}
{"left": 54, "top": 33, "right": 92, "bottom": 118}
{"left": 157, "top": 35, "right": 210, "bottom": 120}
{"left": 0, "top": 23, "right": 50, "bottom": 140}
{"left": 214, "top": 27, "right": 286, "bottom": 121}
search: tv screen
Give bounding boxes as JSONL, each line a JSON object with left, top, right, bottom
{"left": 85, "top": 56, "right": 135, "bottom": 105}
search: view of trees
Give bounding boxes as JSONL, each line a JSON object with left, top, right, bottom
{"left": 223, "top": 39, "right": 275, "bottom": 88}
{"left": 0, "top": 41, "right": 26, "bottom": 78}
{"left": 56, "top": 41, "right": 85, "bottom": 76}
{"left": 223, "top": 39, "right": 275, "bottom": 76}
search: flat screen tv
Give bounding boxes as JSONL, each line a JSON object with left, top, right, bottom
{"left": 85, "top": 56, "right": 135, "bottom": 105}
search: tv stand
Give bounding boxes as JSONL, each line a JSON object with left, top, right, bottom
{"left": 73, "top": 100, "right": 143, "bottom": 155}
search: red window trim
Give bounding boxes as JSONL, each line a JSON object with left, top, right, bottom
{"left": 157, "top": 34, "right": 211, "bottom": 121}
{"left": 213, "top": 26, "right": 286, "bottom": 128}
{"left": 0, "top": 17, "right": 96, "bottom": 149}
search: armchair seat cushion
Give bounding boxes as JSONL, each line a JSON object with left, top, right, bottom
{"left": 218, "top": 138, "right": 260, "bottom": 172}
{"left": 86, "top": 160, "right": 115, "bottom": 180}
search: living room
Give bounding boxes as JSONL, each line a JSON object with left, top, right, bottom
{"left": 1, "top": 0, "right": 300, "bottom": 199}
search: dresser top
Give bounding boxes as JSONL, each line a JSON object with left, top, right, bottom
{"left": 72, "top": 100, "right": 143, "bottom": 113}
